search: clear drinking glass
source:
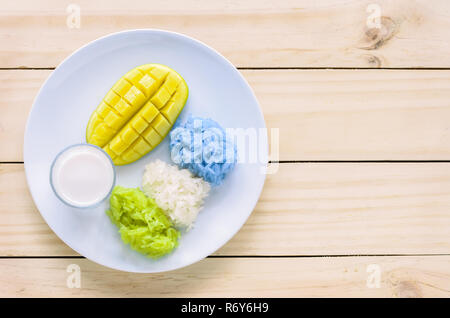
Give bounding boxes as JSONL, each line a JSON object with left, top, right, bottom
{"left": 49, "top": 143, "right": 116, "bottom": 208}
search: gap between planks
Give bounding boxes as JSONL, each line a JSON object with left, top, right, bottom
{"left": 4, "top": 67, "right": 450, "bottom": 71}
{"left": 5, "top": 161, "right": 450, "bottom": 164}
{"left": 0, "top": 254, "right": 449, "bottom": 259}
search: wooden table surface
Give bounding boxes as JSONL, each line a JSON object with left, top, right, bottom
{"left": 1, "top": 0, "right": 449, "bottom": 297}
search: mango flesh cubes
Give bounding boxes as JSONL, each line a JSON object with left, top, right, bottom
{"left": 86, "top": 64, "right": 188, "bottom": 165}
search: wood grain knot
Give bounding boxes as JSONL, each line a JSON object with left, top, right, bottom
{"left": 360, "top": 16, "right": 400, "bottom": 51}
{"left": 387, "top": 269, "right": 423, "bottom": 298}
{"left": 392, "top": 280, "right": 422, "bottom": 298}
{"left": 364, "top": 54, "right": 382, "bottom": 67}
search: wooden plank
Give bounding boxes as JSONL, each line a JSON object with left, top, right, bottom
{"left": 1, "top": 163, "right": 449, "bottom": 256}
{"left": 3, "top": 69, "right": 450, "bottom": 162}
{"left": 0, "top": 70, "right": 47, "bottom": 162}
{"left": 250, "top": 69, "right": 450, "bottom": 160}
{"left": 0, "top": 256, "right": 448, "bottom": 297}
{"left": 1, "top": 0, "right": 450, "bottom": 68}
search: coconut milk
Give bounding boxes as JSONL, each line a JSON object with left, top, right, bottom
{"left": 51, "top": 144, "right": 115, "bottom": 207}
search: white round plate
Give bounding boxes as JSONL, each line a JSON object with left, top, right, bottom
{"left": 24, "top": 29, "right": 267, "bottom": 273}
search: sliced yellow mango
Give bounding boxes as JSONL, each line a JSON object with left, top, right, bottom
{"left": 86, "top": 64, "right": 188, "bottom": 165}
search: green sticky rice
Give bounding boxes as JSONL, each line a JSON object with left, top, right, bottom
{"left": 106, "top": 186, "right": 179, "bottom": 258}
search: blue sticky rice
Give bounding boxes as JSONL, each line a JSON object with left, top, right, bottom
{"left": 169, "top": 116, "right": 237, "bottom": 186}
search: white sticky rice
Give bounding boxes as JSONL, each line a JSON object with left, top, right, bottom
{"left": 142, "top": 159, "right": 210, "bottom": 229}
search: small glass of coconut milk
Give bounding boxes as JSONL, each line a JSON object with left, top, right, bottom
{"left": 50, "top": 144, "right": 116, "bottom": 208}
